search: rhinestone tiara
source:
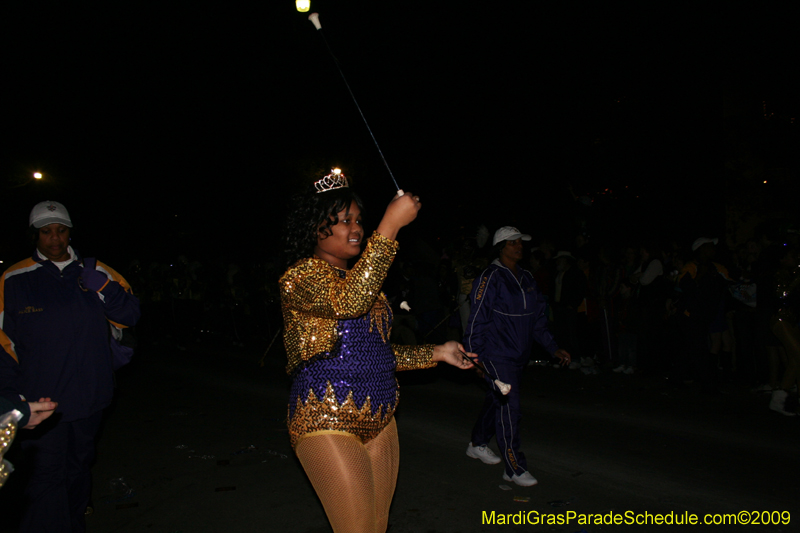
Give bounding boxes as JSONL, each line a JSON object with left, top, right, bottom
{"left": 314, "top": 169, "right": 349, "bottom": 193}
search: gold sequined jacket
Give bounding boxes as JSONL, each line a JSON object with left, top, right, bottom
{"left": 280, "top": 231, "right": 435, "bottom": 375}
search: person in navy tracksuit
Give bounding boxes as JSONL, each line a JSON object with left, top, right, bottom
{"left": 0, "top": 201, "right": 140, "bottom": 532}
{"left": 463, "top": 226, "right": 570, "bottom": 487}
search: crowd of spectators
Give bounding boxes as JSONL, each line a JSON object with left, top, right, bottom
{"left": 377, "top": 221, "right": 800, "bottom": 416}
{"left": 124, "top": 256, "right": 284, "bottom": 353}
{"left": 127, "top": 218, "right": 799, "bottom": 416}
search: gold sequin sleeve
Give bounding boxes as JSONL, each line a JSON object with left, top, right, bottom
{"left": 392, "top": 343, "right": 436, "bottom": 371}
{"left": 280, "top": 231, "right": 400, "bottom": 374}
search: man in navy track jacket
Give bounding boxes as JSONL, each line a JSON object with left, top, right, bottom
{"left": 463, "top": 226, "right": 570, "bottom": 487}
{"left": 0, "top": 201, "right": 140, "bottom": 532}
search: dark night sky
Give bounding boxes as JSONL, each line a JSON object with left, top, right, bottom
{"left": 3, "top": 2, "right": 797, "bottom": 268}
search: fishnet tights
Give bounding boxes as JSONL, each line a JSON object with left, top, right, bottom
{"left": 295, "top": 418, "right": 399, "bottom": 533}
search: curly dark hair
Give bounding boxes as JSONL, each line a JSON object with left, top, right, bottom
{"left": 283, "top": 188, "right": 364, "bottom": 267}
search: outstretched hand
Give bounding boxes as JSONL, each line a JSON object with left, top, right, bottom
{"left": 24, "top": 398, "right": 58, "bottom": 429}
{"left": 553, "top": 349, "right": 571, "bottom": 366}
{"left": 433, "top": 341, "right": 476, "bottom": 370}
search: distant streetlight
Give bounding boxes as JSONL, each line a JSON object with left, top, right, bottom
{"left": 8, "top": 170, "right": 46, "bottom": 189}
{"left": 296, "top": 0, "right": 310, "bottom": 12}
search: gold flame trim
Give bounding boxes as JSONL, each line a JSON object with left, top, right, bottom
{"left": 288, "top": 382, "right": 398, "bottom": 448}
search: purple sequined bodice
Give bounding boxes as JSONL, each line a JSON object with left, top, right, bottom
{"left": 289, "top": 309, "right": 397, "bottom": 421}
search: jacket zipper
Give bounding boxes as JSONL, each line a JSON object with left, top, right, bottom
{"left": 499, "top": 262, "right": 528, "bottom": 310}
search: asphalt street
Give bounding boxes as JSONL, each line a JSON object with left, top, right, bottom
{"left": 2, "top": 341, "right": 798, "bottom": 533}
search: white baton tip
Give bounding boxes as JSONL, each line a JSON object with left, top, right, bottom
{"left": 400, "top": 301, "right": 411, "bottom": 311}
{"left": 396, "top": 189, "right": 404, "bottom": 197}
{"left": 308, "top": 13, "right": 322, "bottom": 30}
{"left": 495, "top": 380, "right": 511, "bottom": 396}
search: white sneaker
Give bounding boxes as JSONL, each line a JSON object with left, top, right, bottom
{"left": 623, "top": 366, "right": 634, "bottom": 375}
{"left": 612, "top": 364, "right": 626, "bottom": 373}
{"left": 466, "top": 443, "right": 501, "bottom": 464}
{"left": 502, "top": 471, "right": 538, "bottom": 486}
{"left": 769, "top": 390, "right": 797, "bottom": 416}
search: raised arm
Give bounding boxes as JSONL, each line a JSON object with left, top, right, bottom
{"left": 281, "top": 232, "right": 399, "bottom": 319}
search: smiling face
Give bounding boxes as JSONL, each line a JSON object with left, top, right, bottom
{"left": 313, "top": 200, "right": 363, "bottom": 269}
{"left": 37, "top": 223, "right": 71, "bottom": 262}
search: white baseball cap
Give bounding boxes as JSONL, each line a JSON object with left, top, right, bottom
{"left": 493, "top": 226, "right": 531, "bottom": 246}
{"left": 691, "top": 237, "right": 718, "bottom": 252}
{"left": 29, "top": 201, "right": 73, "bottom": 229}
